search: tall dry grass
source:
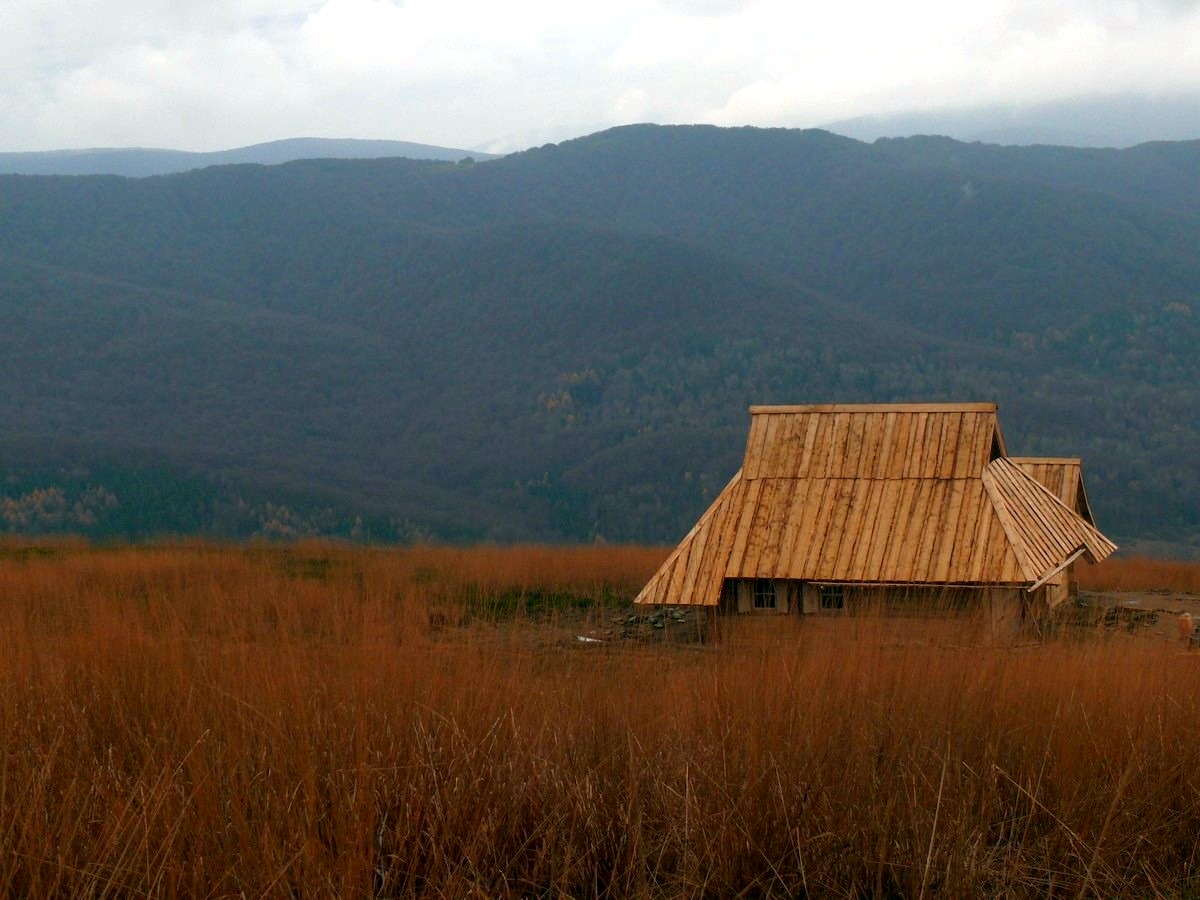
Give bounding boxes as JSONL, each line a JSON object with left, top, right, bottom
{"left": 0, "top": 543, "right": 1197, "bottom": 897}
{"left": 1079, "top": 555, "right": 1200, "bottom": 593}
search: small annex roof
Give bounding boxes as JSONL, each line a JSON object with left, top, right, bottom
{"left": 1009, "top": 457, "right": 1095, "bottom": 524}
{"left": 635, "top": 404, "right": 1115, "bottom": 607}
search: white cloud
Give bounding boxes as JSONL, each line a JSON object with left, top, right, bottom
{"left": 699, "top": 0, "right": 1200, "bottom": 125}
{"left": 1, "top": 0, "right": 1198, "bottom": 151}
{"left": 658, "top": 0, "right": 757, "bottom": 14}
{"left": 299, "top": 0, "right": 475, "bottom": 78}
{"left": 26, "top": 29, "right": 309, "bottom": 149}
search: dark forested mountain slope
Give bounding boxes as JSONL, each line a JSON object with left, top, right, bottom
{"left": 1, "top": 125, "right": 1197, "bottom": 550}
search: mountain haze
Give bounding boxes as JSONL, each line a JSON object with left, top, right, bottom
{"left": 824, "top": 94, "right": 1200, "bottom": 148}
{"left": 1, "top": 125, "right": 1197, "bottom": 551}
{"left": 0, "top": 137, "right": 497, "bottom": 178}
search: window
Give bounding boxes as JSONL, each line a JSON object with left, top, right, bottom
{"left": 752, "top": 579, "right": 776, "bottom": 609}
{"left": 819, "top": 585, "right": 845, "bottom": 610}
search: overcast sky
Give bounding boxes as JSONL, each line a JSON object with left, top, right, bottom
{"left": 4, "top": 0, "right": 1199, "bottom": 153}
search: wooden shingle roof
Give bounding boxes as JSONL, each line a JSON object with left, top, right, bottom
{"left": 635, "top": 404, "right": 1116, "bottom": 607}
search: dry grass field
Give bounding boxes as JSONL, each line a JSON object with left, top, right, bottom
{"left": 1, "top": 542, "right": 1198, "bottom": 897}
{"left": 1079, "top": 555, "right": 1200, "bottom": 593}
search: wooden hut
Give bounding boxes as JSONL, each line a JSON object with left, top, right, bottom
{"left": 634, "top": 403, "right": 1115, "bottom": 628}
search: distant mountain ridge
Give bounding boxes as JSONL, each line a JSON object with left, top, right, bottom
{"left": 0, "top": 137, "right": 498, "bottom": 177}
{"left": 824, "top": 94, "right": 1200, "bottom": 148}
{"left": 1, "top": 125, "right": 1198, "bottom": 551}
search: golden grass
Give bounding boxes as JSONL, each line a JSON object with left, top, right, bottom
{"left": 1078, "top": 555, "right": 1200, "bottom": 593}
{"left": 0, "top": 543, "right": 1198, "bottom": 897}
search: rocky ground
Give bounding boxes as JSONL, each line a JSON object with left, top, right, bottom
{"left": 563, "top": 592, "right": 1200, "bottom": 648}
{"left": 1068, "top": 590, "right": 1200, "bottom": 644}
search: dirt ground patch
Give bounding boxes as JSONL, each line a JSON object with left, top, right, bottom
{"left": 1069, "top": 590, "right": 1200, "bottom": 644}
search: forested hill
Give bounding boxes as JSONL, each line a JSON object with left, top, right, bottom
{"left": 1, "top": 125, "right": 1198, "bottom": 552}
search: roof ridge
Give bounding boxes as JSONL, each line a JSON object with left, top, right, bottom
{"left": 1009, "top": 456, "right": 1082, "bottom": 465}
{"left": 749, "top": 403, "right": 998, "bottom": 415}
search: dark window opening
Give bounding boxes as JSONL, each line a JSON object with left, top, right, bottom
{"left": 819, "top": 585, "right": 845, "bottom": 610}
{"left": 753, "top": 579, "right": 776, "bottom": 609}
{"left": 720, "top": 579, "right": 738, "bottom": 611}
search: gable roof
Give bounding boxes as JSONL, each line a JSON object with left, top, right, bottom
{"left": 635, "top": 403, "right": 1116, "bottom": 607}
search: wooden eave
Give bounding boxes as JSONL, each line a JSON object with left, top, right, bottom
{"left": 634, "top": 471, "right": 748, "bottom": 608}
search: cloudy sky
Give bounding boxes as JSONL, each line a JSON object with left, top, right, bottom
{"left": 4, "top": 0, "right": 1199, "bottom": 153}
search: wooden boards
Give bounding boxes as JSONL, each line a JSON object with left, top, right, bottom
{"left": 982, "top": 458, "right": 1117, "bottom": 584}
{"left": 720, "top": 477, "right": 1024, "bottom": 584}
{"left": 1010, "top": 457, "right": 1095, "bottom": 524}
{"left": 742, "top": 407, "right": 1001, "bottom": 480}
